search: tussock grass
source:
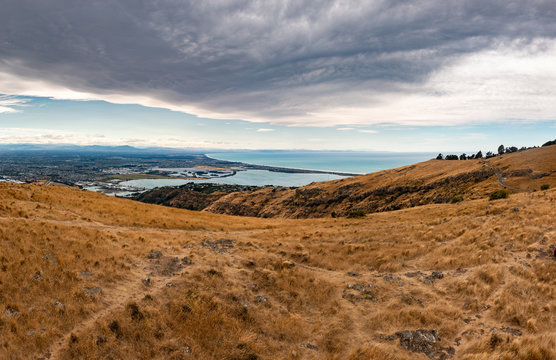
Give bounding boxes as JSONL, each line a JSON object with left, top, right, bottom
{"left": 1, "top": 157, "right": 555, "bottom": 358}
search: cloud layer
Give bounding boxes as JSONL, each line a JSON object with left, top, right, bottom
{"left": 1, "top": 0, "right": 556, "bottom": 125}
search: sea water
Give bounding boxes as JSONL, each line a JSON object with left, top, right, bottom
{"left": 121, "top": 150, "right": 436, "bottom": 189}
{"left": 207, "top": 150, "right": 436, "bottom": 175}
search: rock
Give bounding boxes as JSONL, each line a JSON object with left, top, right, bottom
{"left": 200, "top": 238, "right": 236, "bottom": 253}
{"left": 147, "top": 250, "right": 162, "bottom": 259}
{"left": 404, "top": 271, "right": 424, "bottom": 278}
{"left": 500, "top": 327, "right": 522, "bottom": 336}
{"left": 381, "top": 273, "right": 403, "bottom": 284}
{"left": 166, "top": 282, "right": 174, "bottom": 287}
{"left": 347, "top": 271, "right": 360, "bottom": 277}
{"left": 300, "top": 343, "right": 318, "bottom": 350}
{"left": 42, "top": 249, "right": 58, "bottom": 263}
{"left": 33, "top": 271, "right": 43, "bottom": 281}
{"left": 343, "top": 283, "right": 378, "bottom": 302}
{"left": 254, "top": 296, "right": 268, "bottom": 304}
{"left": 431, "top": 271, "right": 444, "bottom": 279}
{"left": 181, "top": 256, "right": 192, "bottom": 265}
{"left": 52, "top": 300, "right": 65, "bottom": 312}
{"left": 84, "top": 287, "right": 102, "bottom": 296}
{"left": 79, "top": 271, "right": 94, "bottom": 279}
{"left": 142, "top": 275, "right": 151, "bottom": 286}
{"left": 347, "top": 283, "right": 365, "bottom": 291}
{"left": 424, "top": 271, "right": 444, "bottom": 284}
{"left": 395, "top": 329, "right": 440, "bottom": 354}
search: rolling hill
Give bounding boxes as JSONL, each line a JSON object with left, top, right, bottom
{"left": 1, "top": 146, "right": 555, "bottom": 359}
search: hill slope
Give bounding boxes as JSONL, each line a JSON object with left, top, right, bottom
{"left": 136, "top": 146, "right": 556, "bottom": 218}
{"left": 1, "top": 175, "right": 556, "bottom": 359}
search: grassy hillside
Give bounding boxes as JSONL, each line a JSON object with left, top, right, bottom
{"left": 137, "top": 145, "right": 556, "bottom": 218}
{"left": 1, "top": 171, "right": 556, "bottom": 359}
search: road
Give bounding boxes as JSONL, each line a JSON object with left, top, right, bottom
{"left": 482, "top": 161, "right": 533, "bottom": 193}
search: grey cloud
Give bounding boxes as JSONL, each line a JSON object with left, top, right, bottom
{"left": 1, "top": 0, "right": 556, "bottom": 122}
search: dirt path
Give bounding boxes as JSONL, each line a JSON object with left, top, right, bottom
{"left": 482, "top": 161, "right": 533, "bottom": 193}
{"left": 39, "top": 253, "right": 189, "bottom": 360}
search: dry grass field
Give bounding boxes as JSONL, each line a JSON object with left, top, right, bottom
{"left": 1, "top": 146, "right": 555, "bottom": 359}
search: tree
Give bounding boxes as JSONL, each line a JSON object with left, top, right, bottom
{"left": 542, "top": 139, "right": 556, "bottom": 147}
{"left": 486, "top": 151, "right": 494, "bottom": 158}
{"left": 506, "top": 146, "right": 518, "bottom": 153}
{"left": 445, "top": 155, "right": 459, "bottom": 160}
{"left": 475, "top": 150, "right": 483, "bottom": 158}
{"left": 436, "top": 153, "right": 443, "bottom": 160}
{"left": 497, "top": 144, "right": 505, "bottom": 155}
{"left": 459, "top": 153, "right": 467, "bottom": 160}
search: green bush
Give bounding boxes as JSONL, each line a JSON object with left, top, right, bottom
{"left": 489, "top": 190, "right": 509, "bottom": 200}
{"left": 450, "top": 196, "right": 463, "bottom": 204}
{"left": 347, "top": 210, "right": 365, "bottom": 218}
{"left": 540, "top": 184, "right": 550, "bottom": 191}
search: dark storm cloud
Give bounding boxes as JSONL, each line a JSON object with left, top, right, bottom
{"left": 1, "top": 0, "right": 555, "bottom": 122}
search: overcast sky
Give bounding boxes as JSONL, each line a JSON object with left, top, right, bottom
{"left": 1, "top": 0, "right": 555, "bottom": 151}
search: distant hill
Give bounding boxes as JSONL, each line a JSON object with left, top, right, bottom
{"left": 1, "top": 163, "right": 555, "bottom": 359}
{"left": 135, "top": 145, "right": 556, "bottom": 218}
{"left": 0, "top": 143, "right": 205, "bottom": 154}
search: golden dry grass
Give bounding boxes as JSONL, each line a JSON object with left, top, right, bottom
{"left": 1, "top": 147, "right": 555, "bottom": 359}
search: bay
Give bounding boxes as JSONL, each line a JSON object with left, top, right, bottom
{"left": 121, "top": 169, "right": 346, "bottom": 189}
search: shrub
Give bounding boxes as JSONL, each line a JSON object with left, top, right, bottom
{"left": 347, "top": 210, "right": 365, "bottom": 218}
{"left": 540, "top": 184, "right": 550, "bottom": 191}
{"left": 450, "top": 196, "right": 463, "bottom": 204}
{"left": 489, "top": 190, "right": 509, "bottom": 200}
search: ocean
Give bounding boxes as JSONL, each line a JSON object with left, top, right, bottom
{"left": 207, "top": 150, "right": 437, "bottom": 174}
{"left": 120, "top": 150, "right": 436, "bottom": 189}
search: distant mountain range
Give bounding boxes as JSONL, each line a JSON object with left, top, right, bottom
{"left": 0, "top": 143, "right": 207, "bottom": 154}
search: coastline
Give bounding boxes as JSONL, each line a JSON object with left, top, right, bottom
{"left": 205, "top": 154, "right": 362, "bottom": 177}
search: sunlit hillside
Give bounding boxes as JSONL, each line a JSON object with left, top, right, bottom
{"left": 1, "top": 155, "right": 556, "bottom": 359}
